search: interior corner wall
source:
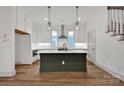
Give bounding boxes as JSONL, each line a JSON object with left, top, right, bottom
{"left": 0, "top": 7, "right": 16, "bottom": 77}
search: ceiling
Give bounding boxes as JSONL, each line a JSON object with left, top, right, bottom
{"left": 23, "top": 6, "right": 100, "bottom": 25}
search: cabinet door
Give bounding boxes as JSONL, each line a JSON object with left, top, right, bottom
{"left": 32, "top": 23, "right": 37, "bottom": 43}
{"left": 87, "top": 29, "right": 96, "bottom": 63}
{"left": 16, "top": 7, "right": 26, "bottom": 31}
{"left": 26, "top": 15, "right": 32, "bottom": 34}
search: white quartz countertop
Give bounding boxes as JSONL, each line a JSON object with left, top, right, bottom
{"left": 37, "top": 49, "right": 87, "bottom": 54}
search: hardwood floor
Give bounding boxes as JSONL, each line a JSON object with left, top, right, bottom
{"left": 0, "top": 61, "right": 124, "bottom": 86}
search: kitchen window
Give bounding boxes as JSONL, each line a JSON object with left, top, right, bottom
{"left": 68, "top": 31, "right": 75, "bottom": 48}
{"left": 51, "top": 31, "right": 57, "bottom": 47}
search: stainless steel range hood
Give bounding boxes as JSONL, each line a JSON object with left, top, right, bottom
{"left": 58, "top": 25, "right": 67, "bottom": 39}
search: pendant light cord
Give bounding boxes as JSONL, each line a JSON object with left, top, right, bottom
{"left": 75, "top": 6, "right": 79, "bottom": 26}
{"left": 48, "top": 6, "right": 51, "bottom": 26}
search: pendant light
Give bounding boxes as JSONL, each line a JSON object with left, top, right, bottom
{"left": 75, "top": 6, "right": 79, "bottom": 31}
{"left": 48, "top": 6, "right": 52, "bottom": 31}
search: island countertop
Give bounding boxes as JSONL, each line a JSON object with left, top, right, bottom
{"left": 37, "top": 49, "right": 87, "bottom": 54}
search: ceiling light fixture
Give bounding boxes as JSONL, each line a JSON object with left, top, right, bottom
{"left": 75, "top": 6, "right": 79, "bottom": 31}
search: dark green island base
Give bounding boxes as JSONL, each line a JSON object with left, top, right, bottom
{"left": 39, "top": 53, "right": 87, "bottom": 72}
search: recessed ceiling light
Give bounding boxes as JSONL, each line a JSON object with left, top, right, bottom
{"left": 44, "top": 17, "right": 48, "bottom": 21}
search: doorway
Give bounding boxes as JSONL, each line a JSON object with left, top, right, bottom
{"left": 87, "top": 29, "right": 96, "bottom": 63}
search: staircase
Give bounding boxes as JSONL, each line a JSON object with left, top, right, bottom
{"left": 106, "top": 6, "right": 124, "bottom": 41}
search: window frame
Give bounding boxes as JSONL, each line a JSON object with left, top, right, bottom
{"left": 51, "top": 30, "right": 58, "bottom": 48}
{"left": 67, "top": 31, "right": 75, "bottom": 48}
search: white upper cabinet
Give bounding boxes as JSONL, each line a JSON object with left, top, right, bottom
{"left": 16, "top": 7, "right": 32, "bottom": 34}
{"left": 25, "top": 14, "right": 32, "bottom": 34}
{"left": 16, "top": 7, "right": 26, "bottom": 31}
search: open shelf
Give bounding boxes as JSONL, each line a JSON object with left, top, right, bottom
{"left": 15, "top": 28, "right": 29, "bottom": 35}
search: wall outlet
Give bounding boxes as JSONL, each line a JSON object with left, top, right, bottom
{"left": 62, "top": 61, "right": 65, "bottom": 65}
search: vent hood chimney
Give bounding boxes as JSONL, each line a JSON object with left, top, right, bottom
{"left": 58, "top": 25, "right": 67, "bottom": 39}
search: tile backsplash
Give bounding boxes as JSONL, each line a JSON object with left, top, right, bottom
{"left": 58, "top": 39, "right": 68, "bottom": 48}
{"left": 32, "top": 42, "right": 87, "bottom": 50}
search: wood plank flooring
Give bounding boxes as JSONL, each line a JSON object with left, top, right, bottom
{"left": 0, "top": 61, "right": 124, "bottom": 86}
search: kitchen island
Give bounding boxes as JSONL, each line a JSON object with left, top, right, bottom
{"left": 38, "top": 50, "right": 87, "bottom": 72}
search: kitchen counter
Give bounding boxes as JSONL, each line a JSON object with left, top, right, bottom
{"left": 37, "top": 49, "right": 87, "bottom": 54}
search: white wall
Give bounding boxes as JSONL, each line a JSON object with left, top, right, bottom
{"left": 96, "top": 7, "right": 124, "bottom": 80}
{"left": 88, "top": 6, "right": 124, "bottom": 81}
{"left": 0, "top": 7, "right": 16, "bottom": 77}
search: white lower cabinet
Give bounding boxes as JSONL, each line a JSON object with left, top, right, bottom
{"left": 15, "top": 33, "right": 32, "bottom": 64}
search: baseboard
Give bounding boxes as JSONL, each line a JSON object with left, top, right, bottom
{"left": 16, "top": 59, "right": 40, "bottom": 65}
{"left": 15, "top": 61, "right": 32, "bottom": 65}
{"left": 0, "top": 69, "right": 16, "bottom": 77}
{"left": 15, "top": 61, "right": 23, "bottom": 64}
{"left": 95, "top": 62, "right": 124, "bottom": 81}
{"left": 15, "top": 62, "right": 32, "bottom": 65}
